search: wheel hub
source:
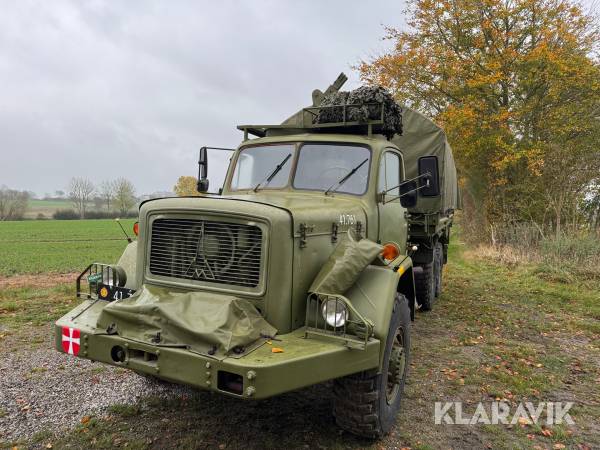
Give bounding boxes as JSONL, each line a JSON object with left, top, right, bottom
{"left": 386, "top": 329, "right": 406, "bottom": 404}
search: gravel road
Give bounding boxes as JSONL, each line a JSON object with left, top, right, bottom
{"left": 0, "top": 336, "right": 196, "bottom": 442}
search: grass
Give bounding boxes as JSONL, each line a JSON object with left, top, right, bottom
{"left": 1, "top": 225, "right": 598, "bottom": 449}
{"left": 0, "top": 219, "right": 135, "bottom": 276}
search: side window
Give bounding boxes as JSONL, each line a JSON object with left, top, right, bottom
{"left": 378, "top": 152, "right": 401, "bottom": 198}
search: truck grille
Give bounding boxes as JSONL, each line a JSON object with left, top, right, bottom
{"left": 149, "top": 218, "right": 263, "bottom": 288}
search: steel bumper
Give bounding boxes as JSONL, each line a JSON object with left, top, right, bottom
{"left": 55, "top": 302, "right": 380, "bottom": 400}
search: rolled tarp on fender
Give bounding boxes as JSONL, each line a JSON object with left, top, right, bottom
{"left": 96, "top": 284, "right": 276, "bottom": 356}
{"left": 309, "top": 230, "right": 383, "bottom": 295}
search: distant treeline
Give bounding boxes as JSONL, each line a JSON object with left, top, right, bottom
{"left": 0, "top": 187, "right": 29, "bottom": 221}
{"left": 52, "top": 209, "right": 138, "bottom": 220}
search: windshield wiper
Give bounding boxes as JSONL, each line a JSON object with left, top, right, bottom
{"left": 253, "top": 153, "right": 292, "bottom": 192}
{"left": 324, "top": 158, "right": 369, "bottom": 195}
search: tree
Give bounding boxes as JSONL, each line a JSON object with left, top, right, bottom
{"left": 55, "top": 190, "right": 65, "bottom": 198}
{"left": 99, "top": 180, "right": 116, "bottom": 211}
{"left": 359, "top": 0, "right": 600, "bottom": 238}
{"left": 93, "top": 196, "right": 103, "bottom": 210}
{"left": 0, "top": 186, "right": 29, "bottom": 220}
{"left": 113, "top": 178, "right": 137, "bottom": 215}
{"left": 69, "top": 177, "right": 95, "bottom": 219}
{"left": 174, "top": 176, "right": 202, "bottom": 197}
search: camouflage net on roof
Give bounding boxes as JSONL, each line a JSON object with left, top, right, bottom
{"left": 315, "top": 86, "right": 403, "bottom": 138}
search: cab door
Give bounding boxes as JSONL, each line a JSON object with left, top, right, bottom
{"left": 377, "top": 149, "right": 408, "bottom": 249}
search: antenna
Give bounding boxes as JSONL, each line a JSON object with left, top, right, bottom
{"left": 115, "top": 218, "right": 133, "bottom": 243}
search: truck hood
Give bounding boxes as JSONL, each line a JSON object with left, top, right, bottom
{"left": 140, "top": 193, "right": 368, "bottom": 237}
{"left": 224, "top": 193, "right": 369, "bottom": 237}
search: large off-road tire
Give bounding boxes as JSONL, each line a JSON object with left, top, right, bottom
{"left": 333, "top": 294, "right": 411, "bottom": 439}
{"left": 434, "top": 242, "right": 444, "bottom": 298}
{"left": 414, "top": 261, "right": 435, "bottom": 311}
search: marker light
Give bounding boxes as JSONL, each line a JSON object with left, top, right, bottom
{"left": 381, "top": 243, "right": 400, "bottom": 261}
{"left": 133, "top": 222, "right": 139, "bottom": 236}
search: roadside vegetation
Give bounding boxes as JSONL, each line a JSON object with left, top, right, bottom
{"left": 360, "top": 0, "right": 600, "bottom": 262}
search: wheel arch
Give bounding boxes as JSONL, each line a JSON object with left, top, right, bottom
{"left": 344, "top": 261, "right": 413, "bottom": 368}
{"left": 396, "top": 265, "right": 416, "bottom": 321}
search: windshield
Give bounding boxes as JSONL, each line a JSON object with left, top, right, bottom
{"left": 294, "top": 144, "right": 370, "bottom": 195}
{"left": 230, "top": 142, "right": 371, "bottom": 195}
{"left": 230, "top": 144, "right": 294, "bottom": 190}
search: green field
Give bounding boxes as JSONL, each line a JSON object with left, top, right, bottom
{"left": 0, "top": 219, "right": 136, "bottom": 276}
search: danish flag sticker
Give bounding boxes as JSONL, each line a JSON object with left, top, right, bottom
{"left": 62, "top": 327, "right": 81, "bottom": 355}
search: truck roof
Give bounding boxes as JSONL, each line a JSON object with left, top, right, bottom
{"left": 237, "top": 132, "right": 391, "bottom": 149}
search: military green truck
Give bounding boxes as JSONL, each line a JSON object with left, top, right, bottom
{"left": 55, "top": 73, "right": 458, "bottom": 438}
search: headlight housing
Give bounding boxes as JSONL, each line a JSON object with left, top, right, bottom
{"left": 321, "top": 298, "right": 348, "bottom": 328}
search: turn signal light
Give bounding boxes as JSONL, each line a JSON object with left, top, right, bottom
{"left": 381, "top": 243, "right": 400, "bottom": 261}
{"left": 133, "top": 222, "right": 139, "bottom": 236}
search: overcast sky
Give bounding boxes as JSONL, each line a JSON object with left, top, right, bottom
{"left": 0, "top": 1, "right": 406, "bottom": 196}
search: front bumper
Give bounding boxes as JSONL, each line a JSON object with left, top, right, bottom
{"left": 55, "top": 300, "right": 380, "bottom": 399}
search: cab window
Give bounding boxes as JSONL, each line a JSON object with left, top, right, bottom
{"left": 230, "top": 144, "right": 295, "bottom": 190}
{"left": 294, "top": 144, "right": 370, "bottom": 195}
{"left": 378, "top": 152, "right": 401, "bottom": 198}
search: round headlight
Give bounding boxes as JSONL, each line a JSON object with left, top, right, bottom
{"left": 321, "top": 299, "right": 348, "bottom": 328}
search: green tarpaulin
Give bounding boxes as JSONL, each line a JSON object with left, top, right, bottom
{"left": 391, "top": 106, "right": 460, "bottom": 214}
{"left": 96, "top": 284, "right": 276, "bottom": 357}
{"left": 309, "top": 231, "right": 383, "bottom": 295}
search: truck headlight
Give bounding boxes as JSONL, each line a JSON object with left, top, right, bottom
{"left": 321, "top": 299, "right": 348, "bottom": 328}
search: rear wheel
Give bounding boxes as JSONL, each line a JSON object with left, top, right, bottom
{"left": 333, "top": 294, "right": 411, "bottom": 438}
{"left": 434, "top": 242, "right": 444, "bottom": 298}
{"left": 414, "top": 261, "right": 435, "bottom": 311}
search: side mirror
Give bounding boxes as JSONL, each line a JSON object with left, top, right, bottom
{"left": 400, "top": 180, "right": 418, "bottom": 208}
{"left": 418, "top": 156, "right": 440, "bottom": 196}
{"left": 197, "top": 147, "right": 209, "bottom": 193}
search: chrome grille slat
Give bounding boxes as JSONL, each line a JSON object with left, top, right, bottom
{"left": 149, "top": 218, "right": 263, "bottom": 288}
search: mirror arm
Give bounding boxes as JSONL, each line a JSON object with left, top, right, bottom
{"left": 382, "top": 183, "right": 430, "bottom": 205}
{"left": 382, "top": 172, "right": 431, "bottom": 195}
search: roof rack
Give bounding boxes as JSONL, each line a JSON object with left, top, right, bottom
{"left": 238, "top": 103, "right": 385, "bottom": 140}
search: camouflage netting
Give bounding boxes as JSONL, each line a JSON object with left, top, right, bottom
{"left": 315, "top": 86, "right": 403, "bottom": 138}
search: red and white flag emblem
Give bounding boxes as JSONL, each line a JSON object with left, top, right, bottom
{"left": 61, "top": 327, "right": 81, "bottom": 355}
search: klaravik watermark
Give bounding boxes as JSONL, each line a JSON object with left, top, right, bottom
{"left": 435, "top": 401, "right": 574, "bottom": 425}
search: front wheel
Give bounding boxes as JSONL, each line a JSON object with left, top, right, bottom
{"left": 333, "top": 294, "right": 411, "bottom": 438}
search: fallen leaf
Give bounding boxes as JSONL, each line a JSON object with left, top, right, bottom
{"left": 81, "top": 416, "right": 91, "bottom": 425}
{"left": 46, "top": 444, "right": 53, "bottom": 449}
{"left": 554, "top": 444, "right": 565, "bottom": 449}
{"left": 541, "top": 428, "right": 553, "bottom": 437}
{"left": 271, "top": 347, "right": 284, "bottom": 353}
{"left": 518, "top": 417, "right": 530, "bottom": 426}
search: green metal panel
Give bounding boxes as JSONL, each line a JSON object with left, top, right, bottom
{"left": 55, "top": 311, "right": 379, "bottom": 399}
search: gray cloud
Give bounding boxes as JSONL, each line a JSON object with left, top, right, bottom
{"left": 0, "top": 1, "right": 405, "bottom": 195}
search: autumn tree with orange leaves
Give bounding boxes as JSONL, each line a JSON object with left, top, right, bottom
{"left": 360, "top": 0, "right": 600, "bottom": 240}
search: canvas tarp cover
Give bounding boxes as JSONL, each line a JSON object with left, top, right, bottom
{"left": 96, "top": 284, "right": 276, "bottom": 356}
{"left": 391, "top": 106, "right": 460, "bottom": 214}
{"left": 309, "top": 231, "right": 383, "bottom": 295}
